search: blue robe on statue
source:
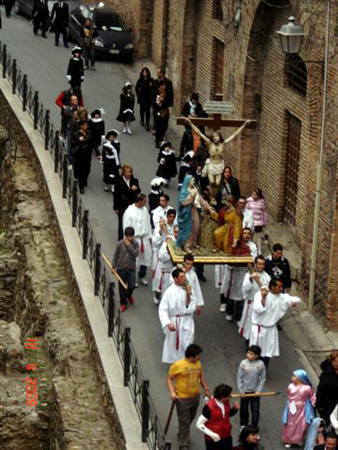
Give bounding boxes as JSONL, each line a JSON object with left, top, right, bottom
{"left": 177, "top": 174, "right": 194, "bottom": 247}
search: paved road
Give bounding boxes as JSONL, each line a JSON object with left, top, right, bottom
{"left": 1, "top": 9, "right": 306, "bottom": 449}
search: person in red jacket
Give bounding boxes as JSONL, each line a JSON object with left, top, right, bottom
{"left": 196, "top": 384, "right": 239, "bottom": 449}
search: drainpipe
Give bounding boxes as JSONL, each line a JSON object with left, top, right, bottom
{"left": 308, "top": 0, "right": 330, "bottom": 314}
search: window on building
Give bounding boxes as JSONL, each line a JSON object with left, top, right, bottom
{"left": 214, "top": 0, "right": 223, "bottom": 21}
{"left": 211, "top": 38, "right": 225, "bottom": 98}
{"left": 286, "top": 55, "right": 307, "bottom": 97}
{"left": 283, "top": 111, "right": 301, "bottom": 227}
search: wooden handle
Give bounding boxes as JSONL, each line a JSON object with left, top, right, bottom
{"left": 164, "top": 400, "right": 176, "bottom": 435}
{"left": 231, "top": 391, "right": 280, "bottom": 398}
{"left": 101, "top": 253, "right": 128, "bottom": 291}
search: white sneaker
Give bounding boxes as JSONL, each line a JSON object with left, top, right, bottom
{"left": 153, "top": 296, "right": 160, "bottom": 305}
{"left": 219, "top": 304, "right": 226, "bottom": 313}
{"left": 134, "top": 282, "right": 139, "bottom": 288}
{"left": 127, "top": 128, "right": 132, "bottom": 135}
{"left": 226, "top": 314, "right": 232, "bottom": 321}
{"left": 139, "top": 278, "right": 148, "bottom": 286}
{"left": 284, "top": 445, "right": 291, "bottom": 449}
{"left": 123, "top": 128, "right": 127, "bottom": 133}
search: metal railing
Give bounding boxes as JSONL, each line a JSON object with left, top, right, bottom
{"left": 0, "top": 40, "right": 171, "bottom": 450}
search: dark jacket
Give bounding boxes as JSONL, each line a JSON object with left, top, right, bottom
{"left": 316, "top": 359, "right": 338, "bottom": 425}
{"left": 71, "top": 129, "right": 93, "bottom": 160}
{"left": 32, "top": 0, "right": 49, "bottom": 21}
{"left": 136, "top": 77, "right": 153, "bottom": 106}
{"left": 215, "top": 176, "right": 241, "bottom": 208}
{"left": 265, "top": 255, "right": 292, "bottom": 290}
{"left": 113, "top": 176, "right": 141, "bottom": 212}
{"left": 181, "top": 100, "right": 205, "bottom": 118}
{"left": 51, "top": 1, "right": 69, "bottom": 27}
{"left": 67, "top": 58, "right": 84, "bottom": 86}
{"left": 152, "top": 77, "right": 174, "bottom": 107}
{"left": 88, "top": 118, "right": 105, "bottom": 153}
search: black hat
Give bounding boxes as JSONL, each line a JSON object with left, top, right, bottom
{"left": 91, "top": 109, "right": 101, "bottom": 117}
{"left": 105, "top": 129, "right": 119, "bottom": 139}
{"left": 160, "top": 141, "right": 171, "bottom": 151}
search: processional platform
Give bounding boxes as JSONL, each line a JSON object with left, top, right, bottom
{"left": 167, "top": 240, "right": 254, "bottom": 266}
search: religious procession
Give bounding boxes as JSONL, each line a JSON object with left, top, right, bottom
{"left": 1, "top": 1, "right": 337, "bottom": 449}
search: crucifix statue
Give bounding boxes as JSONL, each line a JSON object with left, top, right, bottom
{"left": 177, "top": 94, "right": 257, "bottom": 203}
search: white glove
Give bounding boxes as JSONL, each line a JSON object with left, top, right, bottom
{"left": 80, "top": 76, "right": 84, "bottom": 81}
{"left": 66, "top": 75, "right": 71, "bottom": 82}
{"left": 160, "top": 158, "right": 165, "bottom": 165}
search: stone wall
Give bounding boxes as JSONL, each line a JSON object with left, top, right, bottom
{"left": 0, "top": 91, "right": 127, "bottom": 448}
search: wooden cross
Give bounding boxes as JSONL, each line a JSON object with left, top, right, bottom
{"left": 176, "top": 93, "right": 257, "bottom": 130}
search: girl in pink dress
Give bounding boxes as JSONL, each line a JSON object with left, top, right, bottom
{"left": 282, "top": 369, "right": 316, "bottom": 448}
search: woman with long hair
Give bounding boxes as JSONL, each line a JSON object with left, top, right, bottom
{"left": 135, "top": 67, "right": 153, "bottom": 131}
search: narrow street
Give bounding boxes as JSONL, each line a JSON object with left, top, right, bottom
{"left": 1, "top": 9, "right": 307, "bottom": 448}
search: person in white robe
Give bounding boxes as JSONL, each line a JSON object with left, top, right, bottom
{"left": 151, "top": 208, "right": 176, "bottom": 271}
{"left": 159, "top": 268, "right": 197, "bottom": 364}
{"left": 151, "top": 194, "right": 173, "bottom": 229}
{"left": 123, "top": 194, "right": 152, "bottom": 286}
{"left": 170, "top": 254, "right": 204, "bottom": 314}
{"left": 152, "top": 225, "right": 178, "bottom": 304}
{"left": 249, "top": 278, "right": 300, "bottom": 369}
{"left": 238, "top": 255, "right": 270, "bottom": 340}
{"left": 238, "top": 196, "right": 254, "bottom": 232}
{"left": 220, "top": 228, "right": 257, "bottom": 321}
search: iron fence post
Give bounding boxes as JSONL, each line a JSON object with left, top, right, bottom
{"left": 2, "top": 44, "right": 7, "bottom": 79}
{"left": 44, "top": 110, "right": 50, "bottom": 150}
{"left": 123, "top": 328, "right": 131, "bottom": 387}
{"left": 12, "top": 59, "right": 17, "bottom": 94}
{"left": 22, "top": 75, "right": 28, "bottom": 112}
{"left": 82, "top": 210, "right": 89, "bottom": 259}
{"left": 54, "top": 131, "right": 59, "bottom": 173}
{"left": 108, "top": 282, "right": 115, "bottom": 337}
{"left": 141, "top": 379, "right": 150, "bottom": 442}
{"left": 33, "top": 91, "right": 39, "bottom": 129}
{"left": 62, "top": 153, "right": 68, "bottom": 198}
{"left": 72, "top": 180, "right": 78, "bottom": 227}
{"left": 94, "top": 243, "right": 101, "bottom": 295}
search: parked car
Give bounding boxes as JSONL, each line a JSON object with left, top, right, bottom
{"left": 68, "top": 3, "right": 134, "bottom": 61}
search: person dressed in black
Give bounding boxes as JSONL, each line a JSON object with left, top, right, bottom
{"left": 156, "top": 141, "right": 177, "bottom": 187}
{"left": 51, "top": 0, "right": 69, "bottom": 47}
{"left": 181, "top": 92, "right": 205, "bottom": 119}
{"left": 215, "top": 166, "right": 241, "bottom": 210}
{"left": 116, "top": 82, "right": 135, "bottom": 135}
{"left": 101, "top": 130, "right": 120, "bottom": 193}
{"left": 148, "top": 177, "right": 165, "bottom": 217}
{"left": 32, "top": 0, "right": 49, "bottom": 38}
{"left": 265, "top": 243, "right": 292, "bottom": 292}
{"left": 135, "top": 67, "right": 153, "bottom": 131}
{"left": 152, "top": 68, "right": 173, "bottom": 141}
{"left": 67, "top": 46, "right": 84, "bottom": 89}
{"left": 316, "top": 350, "right": 338, "bottom": 427}
{"left": 88, "top": 109, "right": 105, "bottom": 157}
{"left": 71, "top": 120, "right": 93, "bottom": 194}
{"left": 114, "top": 165, "right": 141, "bottom": 240}
{"left": 4, "top": 0, "right": 15, "bottom": 18}
{"left": 81, "top": 18, "right": 98, "bottom": 71}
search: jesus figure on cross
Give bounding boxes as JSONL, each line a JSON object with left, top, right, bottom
{"left": 184, "top": 117, "right": 253, "bottom": 203}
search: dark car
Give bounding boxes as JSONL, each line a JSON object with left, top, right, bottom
{"left": 14, "top": 0, "right": 79, "bottom": 27}
{"left": 68, "top": 3, "right": 134, "bottom": 61}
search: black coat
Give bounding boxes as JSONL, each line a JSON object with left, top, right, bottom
{"left": 67, "top": 58, "right": 84, "bottom": 87}
{"left": 316, "top": 359, "right": 338, "bottom": 425}
{"left": 51, "top": 1, "right": 69, "bottom": 27}
{"left": 113, "top": 176, "right": 141, "bottom": 212}
{"left": 88, "top": 118, "right": 105, "bottom": 154}
{"left": 71, "top": 129, "right": 93, "bottom": 161}
{"left": 116, "top": 93, "right": 135, "bottom": 122}
{"left": 136, "top": 78, "right": 153, "bottom": 107}
{"left": 215, "top": 176, "right": 241, "bottom": 208}
{"left": 156, "top": 150, "right": 177, "bottom": 180}
{"left": 181, "top": 100, "right": 205, "bottom": 118}
{"left": 265, "top": 255, "right": 292, "bottom": 290}
{"left": 152, "top": 77, "right": 174, "bottom": 107}
{"left": 32, "top": 0, "right": 49, "bottom": 21}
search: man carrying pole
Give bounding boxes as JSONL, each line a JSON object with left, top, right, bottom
{"left": 166, "top": 344, "right": 211, "bottom": 450}
{"left": 112, "top": 226, "right": 139, "bottom": 312}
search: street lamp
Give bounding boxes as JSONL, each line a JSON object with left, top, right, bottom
{"left": 276, "top": 16, "right": 304, "bottom": 55}
{"left": 276, "top": 4, "right": 331, "bottom": 315}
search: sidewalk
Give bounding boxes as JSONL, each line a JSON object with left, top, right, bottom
{"left": 123, "top": 58, "right": 338, "bottom": 386}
